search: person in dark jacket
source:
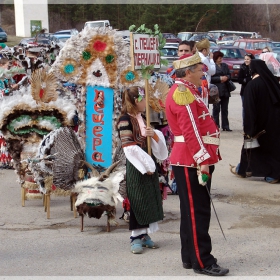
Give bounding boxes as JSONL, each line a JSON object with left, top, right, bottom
{"left": 211, "top": 51, "right": 232, "bottom": 131}
{"left": 231, "top": 59, "right": 280, "bottom": 184}
{"left": 237, "top": 53, "right": 255, "bottom": 126}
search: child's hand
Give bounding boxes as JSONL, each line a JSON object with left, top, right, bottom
{"left": 145, "top": 127, "right": 155, "bottom": 137}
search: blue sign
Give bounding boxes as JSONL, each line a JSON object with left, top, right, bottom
{"left": 85, "top": 86, "right": 113, "bottom": 168}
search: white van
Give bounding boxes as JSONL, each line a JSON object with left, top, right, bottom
{"left": 84, "top": 20, "right": 111, "bottom": 29}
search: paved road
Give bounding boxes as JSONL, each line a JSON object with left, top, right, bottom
{"left": 1, "top": 83, "right": 280, "bottom": 278}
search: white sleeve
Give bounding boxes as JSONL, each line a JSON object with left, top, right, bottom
{"left": 207, "top": 59, "right": 216, "bottom": 76}
{"left": 123, "top": 145, "right": 156, "bottom": 174}
{"left": 201, "top": 55, "right": 216, "bottom": 76}
{"left": 151, "top": 129, "right": 168, "bottom": 160}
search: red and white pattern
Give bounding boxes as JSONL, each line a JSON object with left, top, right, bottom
{"left": 165, "top": 79, "right": 221, "bottom": 167}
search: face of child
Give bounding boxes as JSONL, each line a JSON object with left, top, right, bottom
{"left": 135, "top": 94, "right": 146, "bottom": 113}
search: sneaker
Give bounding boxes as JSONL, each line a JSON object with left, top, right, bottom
{"left": 194, "top": 263, "right": 229, "bottom": 276}
{"left": 130, "top": 239, "right": 143, "bottom": 254}
{"left": 141, "top": 234, "right": 159, "bottom": 249}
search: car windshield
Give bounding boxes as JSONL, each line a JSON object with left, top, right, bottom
{"left": 0, "top": 28, "right": 4, "bottom": 32}
{"left": 162, "top": 48, "right": 177, "bottom": 56}
{"left": 219, "top": 48, "right": 245, "bottom": 58}
{"left": 57, "top": 37, "right": 70, "bottom": 42}
{"left": 178, "top": 33, "right": 192, "bottom": 41}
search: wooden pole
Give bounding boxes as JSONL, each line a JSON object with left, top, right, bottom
{"left": 21, "top": 186, "right": 25, "bottom": 207}
{"left": 46, "top": 193, "right": 50, "bottom": 219}
{"left": 145, "top": 79, "right": 151, "bottom": 155}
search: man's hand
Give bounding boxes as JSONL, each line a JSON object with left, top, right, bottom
{"left": 147, "top": 171, "right": 154, "bottom": 175}
{"left": 200, "top": 164, "right": 209, "bottom": 174}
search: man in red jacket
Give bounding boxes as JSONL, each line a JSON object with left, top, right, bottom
{"left": 165, "top": 52, "right": 229, "bottom": 277}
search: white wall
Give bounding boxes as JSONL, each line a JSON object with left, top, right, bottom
{"left": 14, "top": 0, "right": 49, "bottom": 37}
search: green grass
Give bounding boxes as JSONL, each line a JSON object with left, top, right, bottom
{"left": 6, "top": 35, "right": 24, "bottom": 47}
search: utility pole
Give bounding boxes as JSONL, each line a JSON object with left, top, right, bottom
{"left": 266, "top": 3, "right": 272, "bottom": 34}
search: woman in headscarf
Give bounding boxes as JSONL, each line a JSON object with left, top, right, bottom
{"left": 238, "top": 53, "right": 255, "bottom": 126}
{"left": 231, "top": 59, "right": 280, "bottom": 183}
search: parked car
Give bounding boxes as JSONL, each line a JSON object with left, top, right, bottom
{"left": 54, "top": 29, "right": 79, "bottom": 36}
{"left": 177, "top": 32, "right": 193, "bottom": 42}
{"left": 165, "top": 42, "right": 179, "bottom": 47}
{"left": 210, "top": 46, "right": 246, "bottom": 80}
{"left": 159, "top": 45, "right": 178, "bottom": 73}
{"left": 217, "top": 35, "right": 240, "bottom": 46}
{"left": 272, "top": 42, "right": 280, "bottom": 48}
{"left": 18, "top": 36, "right": 61, "bottom": 48}
{"left": 162, "top": 33, "right": 181, "bottom": 44}
{"left": 189, "top": 33, "right": 216, "bottom": 43}
{"left": 210, "top": 41, "right": 218, "bottom": 47}
{"left": 0, "top": 27, "right": 7, "bottom": 42}
{"left": 233, "top": 38, "right": 273, "bottom": 55}
{"left": 271, "top": 47, "right": 280, "bottom": 62}
{"left": 84, "top": 20, "right": 111, "bottom": 29}
{"left": 54, "top": 34, "right": 71, "bottom": 47}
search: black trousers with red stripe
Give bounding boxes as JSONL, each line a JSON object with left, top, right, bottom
{"left": 173, "top": 165, "right": 216, "bottom": 269}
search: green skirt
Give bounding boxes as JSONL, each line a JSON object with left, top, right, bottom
{"left": 126, "top": 158, "right": 164, "bottom": 226}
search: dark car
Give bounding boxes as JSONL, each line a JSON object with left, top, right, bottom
{"left": 189, "top": 33, "right": 216, "bottom": 43}
{"left": 162, "top": 33, "right": 181, "bottom": 44}
{"left": 0, "top": 27, "right": 7, "bottom": 42}
{"left": 210, "top": 46, "right": 246, "bottom": 80}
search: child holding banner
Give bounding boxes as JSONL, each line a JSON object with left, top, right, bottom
{"left": 117, "top": 86, "right": 168, "bottom": 254}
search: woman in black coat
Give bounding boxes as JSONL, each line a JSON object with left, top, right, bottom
{"left": 211, "top": 51, "right": 232, "bottom": 131}
{"left": 237, "top": 53, "right": 255, "bottom": 126}
{"left": 234, "top": 59, "right": 280, "bottom": 183}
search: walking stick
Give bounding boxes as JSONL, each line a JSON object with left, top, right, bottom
{"left": 205, "top": 185, "right": 227, "bottom": 241}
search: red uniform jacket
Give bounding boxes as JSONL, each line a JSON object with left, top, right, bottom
{"left": 165, "top": 79, "right": 221, "bottom": 167}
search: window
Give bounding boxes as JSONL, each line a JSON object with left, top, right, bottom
{"left": 239, "top": 42, "right": 246, "bottom": 49}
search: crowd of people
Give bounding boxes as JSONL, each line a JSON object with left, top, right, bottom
{"left": 1, "top": 32, "right": 280, "bottom": 277}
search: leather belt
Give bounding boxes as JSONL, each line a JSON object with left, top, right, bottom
{"left": 174, "top": 135, "right": 220, "bottom": 146}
